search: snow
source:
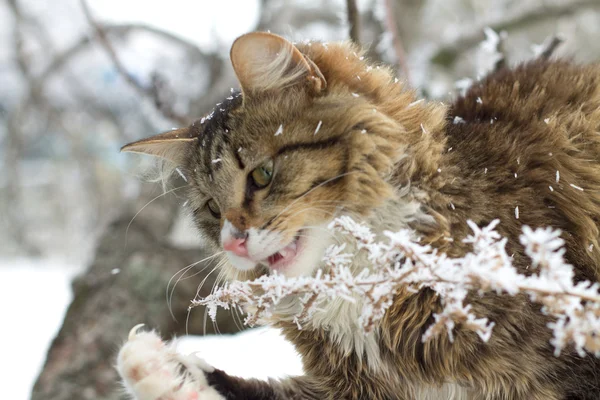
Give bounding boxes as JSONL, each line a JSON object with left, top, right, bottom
{"left": 177, "top": 327, "right": 303, "bottom": 380}
{"left": 0, "top": 258, "right": 79, "bottom": 400}
{"left": 314, "top": 120, "right": 323, "bottom": 135}
{"left": 0, "top": 258, "right": 302, "bottom": 399}
{"left": 274, "top": 124, "right": 284, "bottom": 136}
{"left": 87, "top": 0, "right": 261, "bottom": 52}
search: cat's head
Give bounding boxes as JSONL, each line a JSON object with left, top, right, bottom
{"left": 122, "top": 32, "right": 445, "bottom": 278}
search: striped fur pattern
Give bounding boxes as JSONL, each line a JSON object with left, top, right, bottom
{"left": 121, "top": 32, "right": 600, "bottom": 399}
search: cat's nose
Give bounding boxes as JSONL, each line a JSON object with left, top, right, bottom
{"left": 222, "top": 236, "right": 248, "bottom": 257}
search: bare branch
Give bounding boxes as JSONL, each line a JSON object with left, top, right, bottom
{"left": 346, "top": 0, "right": 360, "bottom": 44}
{"left": 431, "top": 0, "right": 599, "bottom": 67}
{"left": 537, "top": 35, "right": 565, "bottom": 60}
{"left": 80, "top": 0, "right": 191, "bottom": 126}
{"left": 383, "top": 0, "right": 410, "bottom": 84}
{"left": 492, "top": 31, "right": 508, "bottom": 73}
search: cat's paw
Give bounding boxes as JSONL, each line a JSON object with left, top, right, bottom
{"left": 117, "top": 324, "right": 225, "bottom": 400}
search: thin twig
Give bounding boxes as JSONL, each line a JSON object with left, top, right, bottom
{"left": 346, "top": 0, "right": 360, "bottom": 45}
{"left": 80, "top": 0, "right": 190, "bottom": 126}
{"left": 538, "top": 35, "right": 565, "bottom": 60}
{"left": 492, "top": 31, "right": 507, "bottom": 73}
{"left": 431, "top": 0, "right": 598, "bottom": 67}
{"left": 383, "top": 0, "right": 410, "bottom": 84}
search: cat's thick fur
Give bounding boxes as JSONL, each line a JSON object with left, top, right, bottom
{"left": 121, "top": 32, "right": 600, "bottom": 399}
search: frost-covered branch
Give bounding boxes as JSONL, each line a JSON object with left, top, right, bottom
{"left": 533, "top": 35, "right": 565, "bottom": 60}
{"left": 194, "top": 217, "right": 600, "bottom": 358}
{"left": 80, "top": 0, "right": 191, "bottom": 125}
{"left": 431, "top": 0, "right": 598, "bottom": 67}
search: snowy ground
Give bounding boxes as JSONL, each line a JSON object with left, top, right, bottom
{"left": 0, "top": 259, "right": 78, "bottom": 400}
{"left": 0, "top": 258, "right": 302, "bottom": 400}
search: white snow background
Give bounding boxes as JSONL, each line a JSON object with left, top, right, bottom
{"left": 0, "top": 257, "right": 302, "bottom": 399}
{"left": 6, "top": 0, "right": 599, "bottom": 398}
{"left": 0, "top": 1, "right": 306, "bottom": 398}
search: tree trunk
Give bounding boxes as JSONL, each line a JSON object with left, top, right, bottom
{"left": 31, "top": 183, "right": 240, "bottom": 400}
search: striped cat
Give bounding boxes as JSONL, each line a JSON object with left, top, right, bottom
{"left": 118, "top": 32, "right": 600, "bottom": 399}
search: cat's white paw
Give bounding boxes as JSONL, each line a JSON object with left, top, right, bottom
{"left": 117, "top": 324, "right": 225, "bottom": 400}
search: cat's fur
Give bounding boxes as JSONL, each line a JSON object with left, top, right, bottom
{"left": 120, "top": 32, "right": 600, "bottom": 399}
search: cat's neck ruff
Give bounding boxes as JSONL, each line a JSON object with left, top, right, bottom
{"left": 272, "top": 184, "right": 435, "bottom": 371}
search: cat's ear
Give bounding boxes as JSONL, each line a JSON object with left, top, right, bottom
{"left": 120, "top": 127, "right": 195, "bottom": 165}
{"left": 230, "top": 32, "right": 326, "bottom": 96}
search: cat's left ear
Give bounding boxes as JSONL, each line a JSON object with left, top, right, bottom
{"left": 120, "top": 127, "right": 194, "bottom": 165}
{"left": 230, "top": 32, "right": 326, "bottom": 96}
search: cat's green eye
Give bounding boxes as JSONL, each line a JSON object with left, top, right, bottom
{"left": 206, "top": 199, "right": 221, "bottom": 218}
{"left": 250, "top": 160, "right": 274, "bottom": 188}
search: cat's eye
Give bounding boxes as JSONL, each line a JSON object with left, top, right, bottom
{"left": 250, "top": 159, "right": 274, "bottom": 188}
{"left": 206, "top": 199, "right": 221, "bottom": 218}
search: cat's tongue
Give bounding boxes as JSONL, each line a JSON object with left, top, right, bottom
{"left": 267, "top": 238, "right": 298, "bottom": 269}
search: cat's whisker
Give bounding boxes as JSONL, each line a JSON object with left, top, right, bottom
{"left": 194, "top": 258, "right": 226, "bottom": 299}
{"left": 188, "top": 260, "right": 227, "bottom": 336}
{"left": 124, "top": 185, "right": 185, "bottom": 249}
{"left": 264, "top": 198, "right": 355, "bottom": 235}
{"left": 268, "top": 171, "right": 361, "bottom": 225}
{"left": 166, "top": 251, "right": 224, "bottom": 320}
{"left": 202, "top": 264, "right": 230, "bottom": 336}
{"left": 167, "top": 261, "right": 203, "bottom": 320}
{"left": 295, "top": 229, "right": 341, "bottom": 245}
{"left": 197, "top": 263, "right": 227, "bottom": 336}
{"left": 231, "top": 303, "right": 245, "bottom": 332}
{"left": 283, "top": 205, "right": 338, "bottom": 222}
{"left": 210, "top": 268, "right": 229, "bottom": 336}
{"left": 169, "top": 259, "right": 220, "bottom": 319}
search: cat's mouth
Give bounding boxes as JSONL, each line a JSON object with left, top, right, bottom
{"left": 262, "top": 231, "right": 304, "bottom": 271}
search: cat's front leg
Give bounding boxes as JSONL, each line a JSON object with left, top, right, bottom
{"left": 117, "top": 325, "right": 225, "bottom": 400}
{"left": 117, "top": 325, "right": 323, "bottom": 400}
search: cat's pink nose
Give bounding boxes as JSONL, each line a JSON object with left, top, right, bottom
{"left": 223, "top": 237, "right": 248, "bottom": 257}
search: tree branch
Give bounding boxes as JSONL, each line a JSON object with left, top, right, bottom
{"left": 346, "top": 0, "right": 360, "bottom": 44}
{"left": 80, "top": 0, "right": 191, "bottom": 126}
{"left": 431, "top": 0, "right": 599, "bottom": 67}
{"left": 537, "top": 35, "right": 565, "bottom": 60}
{"left": 383, "top": 0, "right": 410, "bottom": 84}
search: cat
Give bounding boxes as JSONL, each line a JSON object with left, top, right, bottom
{"left": 118, "top": 32, "right": 600, "bottom": 399}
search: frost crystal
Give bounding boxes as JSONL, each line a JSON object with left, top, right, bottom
{"left": 175, "top": 168, "right": 187, "bottom": 182}
{"left": 408, "top": 99, "right": 424, "bottom": 108}
{"left": 275, "top": 124, "right": 284, "bottom": 136}
{"left": 314, "top": 121, "right": 323, "bottom": 135}
{"left": 193, "top": 218, "right": 600, "bottom": 357}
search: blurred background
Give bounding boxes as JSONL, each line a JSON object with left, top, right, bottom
{"left": 1, "top": 0, "right": 599, "bottom": 398}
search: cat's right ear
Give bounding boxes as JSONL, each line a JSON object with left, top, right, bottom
{"left": 230, "top": 32, "right": 326, "bottom": 96}
{"left": 120, "top": 127, "right": 195, "bottom": 165}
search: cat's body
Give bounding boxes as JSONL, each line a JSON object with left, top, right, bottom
{"left": 119, "top": 33, "right": 600, "bottom": 399}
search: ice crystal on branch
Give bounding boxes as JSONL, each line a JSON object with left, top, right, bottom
{"left": 192, "top": 218, "right": 600, "bottom": 357}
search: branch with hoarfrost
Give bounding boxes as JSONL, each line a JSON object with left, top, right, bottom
{"left": 80, "top": 0, "right": 191, "bottom": 126}
{"left": 431, "top": 0, "right": 598, "bottom": 67}
{"left": 532, "top": 35, "right": 565, "bottom": 60}
{"left": 481, "top": 27, "right": 507, "bottom": 73}
{"left": 194, "top": 217, "right": 600, "bottom": 358}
